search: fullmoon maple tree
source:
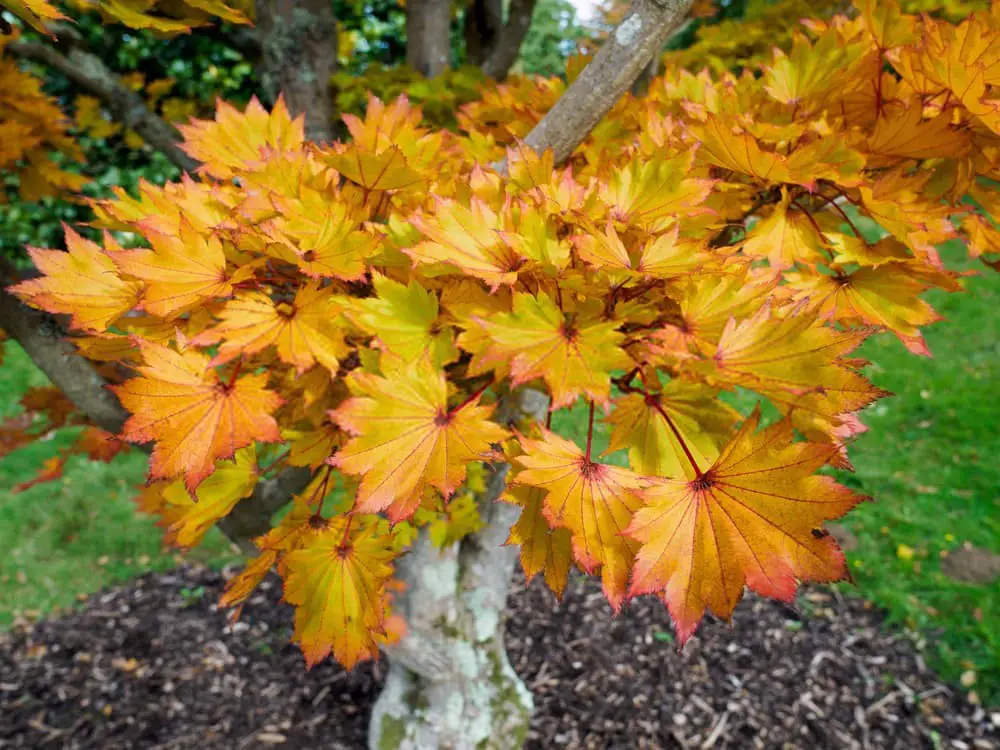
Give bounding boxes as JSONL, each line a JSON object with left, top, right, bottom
{"left": 2, "top": 0, "right": 999, "bottom": 747}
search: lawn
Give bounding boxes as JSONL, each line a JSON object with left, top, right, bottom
{"left": 1, "top": 242, "right": 998, "bottom": 703}
{"left": 0, "top": 344, "right": 239, "bottom": 627}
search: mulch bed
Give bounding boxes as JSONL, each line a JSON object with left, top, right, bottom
{"left": 1, "top": 565, "right": 996, "bottom": 750}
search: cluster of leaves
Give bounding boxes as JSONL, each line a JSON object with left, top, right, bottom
{"left": 0, "top": 0, "right": 256, "bottom": 254}
{"left": 3, "top": 0, "right": 250, "bottom": 36}
{"left": 670, "top": 0, "right": 993, "bottom": 74}
{"left": 7, "top": 0, "right": 1000, "bottom": 670}
{"left": 333, "top": 64, "right": 487, "bottom": 130}
{"left": 0, "top": 34, "right": 86, "bottom": 205}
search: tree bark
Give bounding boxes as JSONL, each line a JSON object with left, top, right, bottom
{"left": 255, "top": 0, "right": 337, "bottom": 143}
{"left": 369, "top": 389, "right": 548, "bottom": 750}
{"left": 480, "top": 0, "right": 539, "bottom": 81}
{"left": 522, "top": 0, "right": 694, "bottom": 165}
{"left": 464, "top": 0, "right": 504, "bottom": 67}
{"left": 406, "top": 0, "right": 453, "bottom": 78}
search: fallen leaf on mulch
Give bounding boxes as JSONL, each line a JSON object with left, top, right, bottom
{"left": 0, "top": 565, "right": 997, "bottom": 749}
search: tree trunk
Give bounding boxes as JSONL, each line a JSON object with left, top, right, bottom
{"left": 464, "top": 0, "right": 504, "bottom": 68}
{"left": 255, "top": 0, "right": 337, "bottom": 143}
{"left": 406, "top": 0, "right": 453, "bottom": 78}
{"left": 368, "top": 390, "right": 548, "bottom": 750}
{"left": 479, "top": 0, "right": 538, "bottom": 81}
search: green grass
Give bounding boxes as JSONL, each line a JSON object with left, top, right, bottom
{"left": 0, "top": 344, "right": 239, "bottom": 627}
{"left": 1, "top": 241, "right": 997, "bottom": 702}
{"left": 835, "top": 242, "right": 1000, "bottom": 703}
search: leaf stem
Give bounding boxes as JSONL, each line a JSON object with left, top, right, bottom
{"left": 651, "top": 398, "right": 702, "bottom": 477}
{"left": 450, "top": 377, "right": 495, "bottom": 415}
{"left": 585, "top": 400, "right": 596, "bottom": 463}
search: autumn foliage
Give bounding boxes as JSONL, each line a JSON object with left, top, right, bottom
{"left": 5, "top": 0, "right": 1000, "bottom": 669}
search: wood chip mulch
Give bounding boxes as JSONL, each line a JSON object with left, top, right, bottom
{"left": 1, "top": 564, "right": 997, "bottom": 750}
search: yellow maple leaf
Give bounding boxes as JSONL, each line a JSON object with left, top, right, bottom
{"left": 347, "top": 274, "right": 458, "bottom": 365}
{"left": 604, "top": 381, "right": 740, "bottom": 481}
{"left": 479, "top": 292, "right": 631, "bottom": 410}
{"left": 330, "top": 358, "right": 509, "bottom": 521}
{"left": 10, "top": 228, "right": 140, "bottom": 332}
{"left": 192, "top": 280, "right": 349, "bottom": 373}
{"left": 282, "top": 517, "right": 397, "bottom": 668}
{"left": 503, "top": 484, "right": 574, "bottom": 597}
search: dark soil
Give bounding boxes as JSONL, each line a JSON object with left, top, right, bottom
{"left": 1, "top": 565, "right": 996, "bottom": 749}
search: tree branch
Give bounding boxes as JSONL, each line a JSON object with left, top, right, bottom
{"left": 0, "top": 284, "right": 131, "bottom": 434}
{"left": 7, "top": 36, "right": 197, "bottom": 173}
{"left": 519, "top": 0, "right": 694, "bottom": 165}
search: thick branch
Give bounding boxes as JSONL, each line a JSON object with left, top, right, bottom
{"left": 7, "top": 37, "right": 197, "bottom": 173}
{"left": 520, "top": 0, "right": 694, "bottom": 165}
{"left": 0, "top": 285, "right": 130, "bottom": 434}
{"left": 480, "top": 0, "right": 539, "bottom": 81}
{"left": 255, "top": 0, "right": 337, "bottom": 143}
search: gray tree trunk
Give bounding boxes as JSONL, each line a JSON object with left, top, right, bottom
{"left": 407, "top": 0, "right": 453, "bottom": 78}
{"left": 368, "top": 390, "right": 548, "bottom": 750}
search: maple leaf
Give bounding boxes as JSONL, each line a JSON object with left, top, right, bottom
{"left": 598, "top": 153, "right": 714, "bottom": 232}
{"left": 741, "top": 188, "right": 827, "bottom": 270}
{"left": 330, "top": 358, "right": 509, "bottom": 521}
{"left": 149, "top": 447, "right": 260, "bottom": 547}
{"left": 111, "top": 223, "right": 250, "bottom": 318}
{"left": 407, "top": 199, "right": 521, "bottom": 289}
{"left": 282, "top": 517, "right": 397, "bottom": 668}
{"left": 513, "top": 428, "right": 647, "bottom": 610}
{"left": 503, "top": 484, "right": 573, "bottom": 597}
{"left": 347, "top": 274, "right": 458, "bottom": 365}
{"left": 179, "top": 96, "right": 305, "bottom": 180}
{"left": 327, "top": 145, "right": 425, "bottom": 192}
{"left": 575, "top": 224, "right": 711, "bottom": 279}
{"left": 786, "top": 263, "right": 941, "bottom": 356}
{"left": 264, "top": 198, "right": 377, "bottom": 282}
{"left": 701, "top": 305, "right": 886, "bottom": 441}
{"left": 627, "top": 409, "right": 864, "bottom": 643}
{"left": 604, "top": 381, "right": 740, "bottom": 481}
{"left": 10, "top": 228, "right": 140, "bottom": 332}
{"left": 478, "top": 292, "right": 631, "bottom": 410}
{"left": 0, "top": 0, "right": 67, "bottom": 35}
{"left": 112, "top": 340, "right": 283, "bottom": 490}
{"left": 192, "top": 281, "right": 348, "bottom": 373}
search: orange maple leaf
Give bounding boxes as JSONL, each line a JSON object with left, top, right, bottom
{"left": 330, "top": 358, "right": 509, "bottom": 521}
{"left": 513, "top": 428, "right": 647, "bottom": 610}
{"left": 10, "top": 228, "right": 140, "bottom": 332}
{"left": 627, "top": 409, "right": 863, "bottom": 643}
{"left": 112, "top": 340, "right": 283, "bottom": 490}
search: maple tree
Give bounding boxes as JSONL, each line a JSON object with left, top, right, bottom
{"left": 1, "top": 0, "right": 999, "bottom": 747}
